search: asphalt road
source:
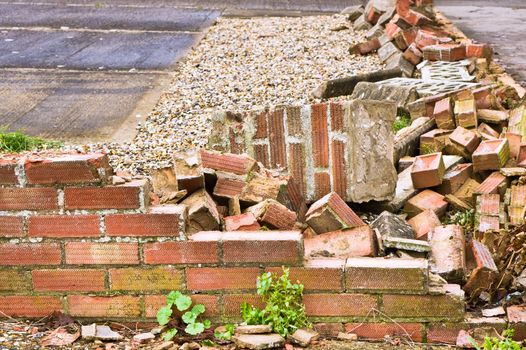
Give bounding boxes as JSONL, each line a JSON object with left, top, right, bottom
{"left": 0, "top": 2, "right": 220, "bottom": 142}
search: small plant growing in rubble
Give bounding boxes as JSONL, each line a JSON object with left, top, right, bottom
{"left": 468, "top": 329, "right": 524, "bottom": 350}
{"left": 392, "top": 108, "right": 412, "bottom": 132}
{"left": 445, "top": 209, "right": 475, "bottom": 234}
{"left": 157, "top": 291, "right": 211, "bottom": 341}
{"left": 241, "top": 267, "right": 310, "bottom": 337}
{"left": 0, "top": 127, "right": 61, "bottom": 153}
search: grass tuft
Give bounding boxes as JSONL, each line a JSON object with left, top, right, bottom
{"left": 0, "top": 128, "right": 61, "bottom": 153}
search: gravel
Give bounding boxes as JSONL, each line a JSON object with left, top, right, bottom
{"left": 73, "top": 15, "right": 383, "bottom": 175}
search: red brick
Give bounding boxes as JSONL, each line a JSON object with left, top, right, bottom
{"left": 423, "top": 44, "right": 466, "bottom": 62}
{"left": 268, "top": 109, "right": 287, "bottom": 169}
{"left": 401, "top": 9, "right": 432, "bottom": 26}
{"left": 304, "top": 294, "right": 378, "bottom": 317}
{"left": 110, "top": 267, "right": 183, "bottom": 291}
{"left": 213, "top": 174, "right": 246, "bottom": 199}
{"left": 366, "top": 6, "right": 382, "bottom": 24}
{"left": 473, "top": 139, "right": 510, "bottom": 172}
{"left": 0, "top": 216, "right": 24, "bottom": 237}
{"left": 288, "top": 143, "right": 306, "bottom": 195}
{"left": 473, "top": 171, "right": 506, "bottom": 196}
{"left": 248, "top": 200, "right": 296, "bottom": 230}
{"left": 478, "top": 194, "right": 500, "bottom": 215}
{"left": 350, "top": 38, "right": 381, "bottom": 55}
{"left": 0, "top": 188, "right": 58, "bottom": 211}
{"left": 223, "top": 294, "right": 264, "bottom": 317}
{"left": 438, "top": 163, "right": 473, "bottom": 195}
{"left": 200, "top": 150, "right": 257, "bottom": 175}
{"left": 253, "top": 144, "right": 269, "bottom": 168}
{"left": 224, "top": 212, "right": 260, "bottom": 231}
{"left": 29, "top": 215, "right": 100, "bottom": 238}
{"left": 464, "top": 240, "right": 498, "bottom": 296}
{"left": 465, "top": 43, "right": 492, "bottom": 60}
{"left": 311, "top": 103, "right": 329, "bottom": 168}
{"left": 68, "top": 295, "right": 141, "bottom": 318}
{"left": 186, "top": 267, "right": 260, "bottom": 291}
{"left": 314, "top": 172, "right": 331, "bottom": 201}
{"left": 346, "top": 258, "right": 427, "bottom": 293}
{"left": 32, "top": 269, "right": 105, "bottom": 292}
{"left": 222, "top": 231, "right": 302, "bottom": 265}
{"left": 415, "top": 29, "right": 452, "bottom": 50}
{"left": 507, "top": 305, "right": 526, "bottom": 340}
{"left": 65, "top": 242, "right": 139, "bottom": 265}
{"left": 403, "top": 43, "right": 422, "bottom": 65}
{"left": 408, "top": 209, "right": 441, "bottom": 240}
{"left": 313, "top": 323, "right": 344, "bottom": 337}
{"left": 305, "top": 226, "right": 377, "bottom": 258}
{"left": 106, "top": 205, "right": 184, "bottom": 237}
{"left": 286, "top": 106, "right": 302, "bottom": 136}
{"left": 144, "top": 294, "right": 219, "bottom": 318}
{"left": 0, "top": 243, "right": 61, "bottom": 265}
{"left": 0, "top": 158, "right": 18, "bottom": 185}
{"left": 266, "top": 259, "right": 345, "bottom": 291}
{"left": 382, "top": 294, "right": 464, "bottom": 319}
{"left": 254, "top": 112, "right": 268, "bottom": 139}
{"left": 344, "top": 323, "right": 424, "bottom": 342}
{"left": 64, "top": 182, "right": 143, "bottom": 210}
{"left": 404, "top": 189, "right": 448, "bottom": 218}
{"left": 144, "top": 238, "right": 219, "bottom": 264}
{"left": 24, "top": 153, "right": 110, "bottom": 185}
{"left": 331, "top": 140, "right": 347, "bottom": 199}
{"left": 330, "top": 103, "right": 344, "bottom": 132}
{"left": 385, "top": 22, "right": 401, "bottom": 38}
{"left": 411, "top": 152, "right": 445, "bottom": 189}
{"left": 505, "top": 132, "right": 522, "bottom": 159}
{"left": 306, "top": 192, "right": 365, "bottom": 234}
{"left": 0, "top": 296, "right": 61, "bottom": 317}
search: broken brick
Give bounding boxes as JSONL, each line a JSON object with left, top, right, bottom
{"left": 449, "top": 126, "right": 480, "bottom": 154}
{"left": 454, "top": 99, "right": 477, "bottom": 129}
{"left": 473, "top": 171, "right": 507, "bottom": 197}
{"left": 403, "top": 189, "right": 448, "bottom": 218}
{"left": 402, "top": 43, "right": 423, "bottom": 65}
{"left": 420, "top": 129, "right": 452, "bottom": 154}
{"left": 305, "top": 192, "right": 365, "bottom": 234}
{"left": 477, "top": 123, "right": 499, "bottom": 141}
{"left": 213, "top": 172, "right": 246, "bottom": 199}
{"left": 371, "top": 211, "right": 415, "bottom": 240}
{"left": 465, "top": 43, "right": 493, "bottom": 61}
{"left": 304, "top": 226, "right": 377, "bottom": 258}
{"left": 429, "top": 225, "right": 466, "bottom": 283}
{"left": 423, "top": 44, "right": 466, "bottom": 62}
{"left": 505, "top": 132, "right": 522, "bottom": 159}
{"left": 173, "top": 150, "right": 205, "bottom": 193}
{"left": 408, "top": 209, "right": 441, "bottom": 241}
{"left": 433, "top": 97, "right": 455, "bottom": 130}
{"left": 478, "top": 109, "right": 509, "bottom": 125}
{"left": 349, "top": 38, "right": 381, "bottom": 55}
{"left": 411, "top": 152, "right": 445, "bottom": 189}
{"left": 454, "top": 178, "right": 480, "bottom": 207}
{"left": 224, "top": 213, "right": 261, "bottom": 232}
{"left": 181, "top": 189, "right": 221, "bottom": 234}
{"left": 472, "top": 139, "right": 510, "bottom": 172}
{"left": 200, "top": 150, "right": 257, "bottom": 177}
{"left": 464, "top": 240, "right": 498, "bottom": 298}
{"left": 438, "top": 163, "right": 473, "bottom": 195}
{"left": 246, "top": 199, "right": 297, "bottom": 230}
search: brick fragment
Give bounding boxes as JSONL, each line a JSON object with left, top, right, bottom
{"left": 411, "top": 152, "right": 445, "bottom": 189}
{"left": 200, "top": 150, "right": 257, "bottom": 176}
{"left": 0, "top": 243, "right": 61, "bottom": 265}
{"left": 246, "top": 199, "right": 297, "bottom": 230}
{"left": 404, "top": 190, "right": 448, "bottom": 218}
{"left": 224, "top": 212, "right": 261, "bottom": 231}
{"left": 346, "top": 257, "right": 427, "bottom": 292}
{"left": 0, "top": 188, "right": 58, "bottom": 211}
{"left": 429, "top": 225, "right": 466, "bottom": 283}
{"left": 64, "top": 181, "right": 145, "bottom": 210}
{"left": 454, "top": 98, "right": 478, "bottom": 129}
{"left": 0, "top": 158, "right": 18, "bottom": 185}
{"left": 306, "top": 192, "right": 364, "bottom": 234}
{"left": 213, "top": 172, "right": 246, "bottom": 199}
{"left": 408, "top": 209, "right": 441, "bottom": 241}
{"left": 438, "top": 163, "right": 473, "bottom": 195}
{"left": 304, "top": 226, "right": 377, "bottom": 258}
{"left": 449, "top": 126, "right": 480, "bottom": 154}
{"left": 65, "top": 242, "right": 139, "bottom": 265}
{"left": 24, "top": 153, "right": 110, "bottom": 185}
{"left": 423, "top": 44, "right": 466, "bottom": 62}
{"left": 106, "top": 204, "right": 186, "bottom": 237}
{"left": 465, "top": 43, "right": 493, "bottom": 60}
{"left": 464, "top": 240, "right": 498, "bottom": 297}
{"left": 478, "top": 123, "right": 499, "bottom": 140}
{"left": 0, "top": 216, "right": 24, "bottom": 237}
{"left": 472, "top": 139, "right": 510, "bottom": 172}
{"left": 349, "top": 38, "right": 381, "bottom": 55}
{"left": 68, "top": 295, "right": 141, "bottom": 318}
{"left": 433, "top": 97, "right": 455, "bottom": 130}
{"left": 29, "top": 215, "right": 100, "bottom": 238}
{"left": 181, "top": 189, "right": 220, "bottom": 234}
{"left": 32, "top": 269, "right": 105, "bottom": 292}
{"left": 173, "top": 150, "right": 205, "bottom": 193}
{"left": 473, "top": 171, "right": 507, "bottom": 197}
{"left": 110, "top": 267, "right": 183, "bottom": 291}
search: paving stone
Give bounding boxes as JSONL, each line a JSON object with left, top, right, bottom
{"left": 233, "top": 334, "right": 285, "bottom": 349}
{"left": 236, "top": 325, "right": 272, "bottom": 334}
{"left": 290, "top": 328, "right": 320, "bottom": 347}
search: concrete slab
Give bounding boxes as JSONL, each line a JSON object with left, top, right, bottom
{"left": 0, "top": 69, "right": 168, "bottom": 142}
{"left": 0, "top": 29, "right": 199, "bottom": 70}
{"left": 0, "top": 4, "right": 219, "bottom": 32}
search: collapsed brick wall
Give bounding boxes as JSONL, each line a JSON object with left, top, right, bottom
{"left": 208, "top": 100, "right": 398, "bottom": 204}
{"left": 0, "top": 153, "right": 484, "bottom": 343}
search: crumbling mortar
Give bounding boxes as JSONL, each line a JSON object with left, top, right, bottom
{"left": 300, "top": 104, "right": 315, "bottom": 200}
{"left": 14, "top": 157, "right": 27, "bottom": 188}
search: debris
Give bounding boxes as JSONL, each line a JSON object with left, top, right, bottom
{"left": 224, "top": 212, "right": 261, "bottom": 231}
{"left": 464, "top": 240, "right": 498, "bottom": 299}
{"left": 182, "top": 189, "right": 221, "bottom": 234}
{"left": 472, "top": 139, "right": 510, "bottom": 172}
{"left": 408, "top": 209, "right": 441, "bottom": 240}
{"left": 371, "top": 211, "right": 415, "bottom": 239}
{"left": 382, "top": 236, "right": 431, "bottom": 253}
{"left": 304, "top": 226, "right": 377, "bottom": 258}
{"left": 132, "top": 332, "right": 155, "bottom": 343}
{"left": 410, "top": 152, "right": 445, "bottom": 188}
{"left": 337, "top": 332, "right": 358, "bottom": 341}
{"left": 481, "top": 306, "right": 505, "bottom": 317}
{"left": 305, "top": 192, "right": 364, "bottom": 234}
{"left": 429, "top": 225, "right": 466, "bottom": 283}
{"left": 81, "top": 324, "right": 123, "bottom": 341}
{"left": 236, "top": 325, "right": 272, "bottom": 334}
{"left": 232, "top": 333, "right": 285, "bottom": 349}
{"left": 41, "top": 328, "right": 79, "bottom": 347}
{"left": 289, "top": 328, "right": 319, "bottom": 347}
{"left": 403, "top": 189, "right": 448, "bottom": 218}
{"left": 246, "top": 199, "right": 297, "bottom": 230}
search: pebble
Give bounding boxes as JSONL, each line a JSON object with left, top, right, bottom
{"left": 68, "top": 15, "right": 383, "bottom": 175}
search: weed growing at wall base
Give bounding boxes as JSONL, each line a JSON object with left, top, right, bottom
{"left": 0, "top": 128, "right": 61, "bottom": 152}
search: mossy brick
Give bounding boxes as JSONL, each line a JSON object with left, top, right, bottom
{"left": 109, "top": 267, "right": 184, "bottom": 291}
{"left": 67, "top": 295, "right": 141, "bottom": 318}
